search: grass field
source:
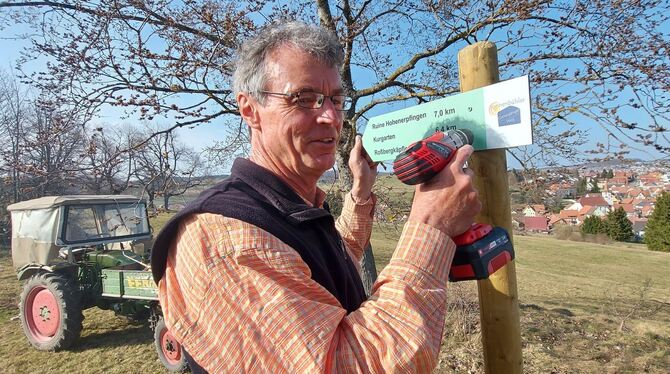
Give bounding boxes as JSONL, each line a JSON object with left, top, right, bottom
{"left": 1, "top": 225, "right": 669, "bottom": 372}
{"left": 372, "top": 229, "right": 670, "bottom": 373}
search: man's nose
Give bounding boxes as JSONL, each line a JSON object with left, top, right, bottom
{"left": 318, "top": 98, "right": 342, "bottom": 123}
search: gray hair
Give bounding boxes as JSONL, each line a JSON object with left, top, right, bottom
{"left": 232, "top": 21, "right": 344, "bottom": 104}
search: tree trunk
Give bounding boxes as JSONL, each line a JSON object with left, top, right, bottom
{"left": 147, "top": 191, "right": 155, "bottom": 210}
{"left": 336, "top": 120, "right": 378, "bottom": 296}
{"left": 164, "top": 194, "right": 170, "bottom": 211}
{"left": 316, "top": 0, "right": 377, "bottom": 295}
{"left": 359, "top": 244, "right": 378, "bottom": 296}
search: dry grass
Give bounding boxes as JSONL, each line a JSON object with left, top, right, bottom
{"left": 1, "top": 222, "right": 669, "bottom": 373}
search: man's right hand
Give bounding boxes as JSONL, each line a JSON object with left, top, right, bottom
{"left": 407, "top": 145, "right": 482, "bottom": 237}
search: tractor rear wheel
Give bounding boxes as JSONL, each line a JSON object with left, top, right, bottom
{"left": 154, "top": 316, "right": 188, "bottom": 372}
{"left": 19, "top": 272, "right": 83, "bottom": 351}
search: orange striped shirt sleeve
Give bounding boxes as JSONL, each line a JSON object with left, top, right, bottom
{"left": 335, "top": 193, "right": 376, "bottom": 262}
{"left": 158, "top": 193, "right": 456, "bottom": 373}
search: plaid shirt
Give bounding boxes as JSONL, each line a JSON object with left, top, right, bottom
{"left": 158, "top": 193, "right": 455, "bottom": 373}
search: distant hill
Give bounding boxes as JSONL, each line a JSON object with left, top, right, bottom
{"left": 523, "top": 157, "right": 670, "bottom": 173}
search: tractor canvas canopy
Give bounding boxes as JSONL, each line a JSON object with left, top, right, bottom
{"left": 7, "top": 195, "right": 149, "bottom": 271}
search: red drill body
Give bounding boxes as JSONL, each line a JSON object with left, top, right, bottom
{"left": 392, "top": 130, "right": 514, "bottom": 282}
{"left": 393, "top": 130, "right": 471, "bottom": 185}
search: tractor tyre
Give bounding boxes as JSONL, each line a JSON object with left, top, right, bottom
{"left": 19, "top": 272, "right": 83, "bottom": 351}
{"left": 154, "top": 317, "right": 188, "bottom": 372}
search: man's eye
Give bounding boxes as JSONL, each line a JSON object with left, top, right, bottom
{"left": 331, "top": 96, "right": 344, "bottom": 105}
{"left": 297, "top": 93, "right": 318, "bottom": 104}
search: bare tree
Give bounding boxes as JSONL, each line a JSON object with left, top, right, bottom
{"left": 1, "top": 0, "right": 260, "bottom": 143}
{"left": 21, "top": 96, "right": 88, "bottom": 197}
{"left": 133, "top": 125, "right": 205, "bottom": 211}
{"left": 80, "top": 124, "right": 136, "bottom": 195}
{"left": 0, "top": 73, "right": 89, "bottom": 200}
{"left": 0, "top": 70, "right": 30, "bottom": 204}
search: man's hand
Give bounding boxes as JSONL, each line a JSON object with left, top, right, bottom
{"left": 349, "top": 135, "right": 377, "bottom": 202}
{"left": 408, "top": 145, "right": 482, "bottom": 237}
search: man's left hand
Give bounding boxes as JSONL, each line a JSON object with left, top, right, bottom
{"left": 349, "top": 135, "right": 377, "bottom": 202}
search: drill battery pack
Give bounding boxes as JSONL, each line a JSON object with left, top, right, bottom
{"left": 449, "top": 224, "right": 515, "bottom": 282}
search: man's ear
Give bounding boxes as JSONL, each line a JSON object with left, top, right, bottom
{"left": 237, "top": 92, "right": 261, "bottom": 130}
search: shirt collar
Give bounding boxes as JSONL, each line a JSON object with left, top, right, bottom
{"left": 230, "top": 158, "right": 332, "bottom": 223}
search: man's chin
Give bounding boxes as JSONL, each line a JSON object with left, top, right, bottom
{"left": 306, "top": 156, "right": 336, "bottom": 174}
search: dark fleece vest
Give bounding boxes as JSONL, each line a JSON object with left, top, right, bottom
{"left": 151, "top": 157, "right": 367, "bottom": 313}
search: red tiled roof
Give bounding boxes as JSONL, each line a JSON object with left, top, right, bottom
{"left": 578, "top": 205, "right": 596, "bottom": 215}
{"left": 613, "top": 203, "right": 635, "bottom": 213}
{"left": 522, "top": 216, "right": 549, "bottom": 231}
{"left": 578, "top": 195, "right": 609, "bottom": 207}
{"left": 559, "top": 209, "right": 580, "bottom": 218}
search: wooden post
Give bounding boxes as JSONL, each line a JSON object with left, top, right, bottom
{"left": 457, "top": 41, "right": 523, "bottom": 373}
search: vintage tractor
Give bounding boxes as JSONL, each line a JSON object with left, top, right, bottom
{"left": 7, "top": 195, "right": 187, "bottom": 372}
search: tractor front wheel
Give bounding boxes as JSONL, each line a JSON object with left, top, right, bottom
{"left": 154, "top": 316, "right": 188, "bottom": 372}
{"left": 19, "top": 272, "right": 83, "bottom": 351}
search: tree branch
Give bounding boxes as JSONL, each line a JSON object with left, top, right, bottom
{"left": 0, "top": 1, "right": 230, "bottom": 45}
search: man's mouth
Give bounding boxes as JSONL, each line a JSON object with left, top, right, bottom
{"left": 317, "top": 137, "right": 336, "bottom": 144}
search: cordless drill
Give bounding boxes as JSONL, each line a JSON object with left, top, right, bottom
{"left": 392, "top": 129, "right": 514, "bottom": 282}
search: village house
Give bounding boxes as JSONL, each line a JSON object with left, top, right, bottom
{"left": 608, "top": 176, "right": 629, "bottom": 186}
{"left": 552, "top": 209, "right": 581, "bottom": 226}
{"left": 626, "top": 188, "right": 651, "bottom": 200}
{"left": 600, "top": 191, "right": 616, "bottom": 205}
{"left": 549, "top": 182, "right": 578, "bottom": 199}
{"left": 631, "top": 218, "right": 648, "bottom": 240}
{"left": 521, "top": 204, "right": 546, "bottom": 217}
{"left": 640, "top": 204, "right": 655, "bottom": 218}
{"left": 606, "top": 170, "right": 632, "bottom": 186}
{"left": 578, "top": 205, "right": 609, "bottom": 218}
{"left": 551, "top": 193, "right": 612, "bottom": 227}
{"left": 609, "top": 185, "right": 629, "bottom": 196}
{"left": 565, "top": 193, "right": 611, "bottom": 212}
{"left": 619, "top": 197, "right": 634, "bottom": 205}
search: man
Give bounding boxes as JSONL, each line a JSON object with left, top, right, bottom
{"left": 151, "top": 21, "right": 481, "bottom": 373}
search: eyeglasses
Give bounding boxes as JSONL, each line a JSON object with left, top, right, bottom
{"left": 259, "top": 90, "right": 353, "bottom": 111}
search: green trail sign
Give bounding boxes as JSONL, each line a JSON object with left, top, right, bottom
{"left": 362, "top": 76, "right": 532, "bottom": 162}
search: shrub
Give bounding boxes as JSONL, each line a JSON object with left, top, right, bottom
{"left": 581, "top": 215, "right": 605, "bottom": 235}
{"left": 604, "top": 207, "right": 634, "bottom": 242}
{"left": 645, "top": 192, "right": 670, "bottom": 252}
{"left": 553, "top": 224, "right": 573, "bottom": 240}
{"left": 581, "top": 232, "right": 611, "bottom": 245}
